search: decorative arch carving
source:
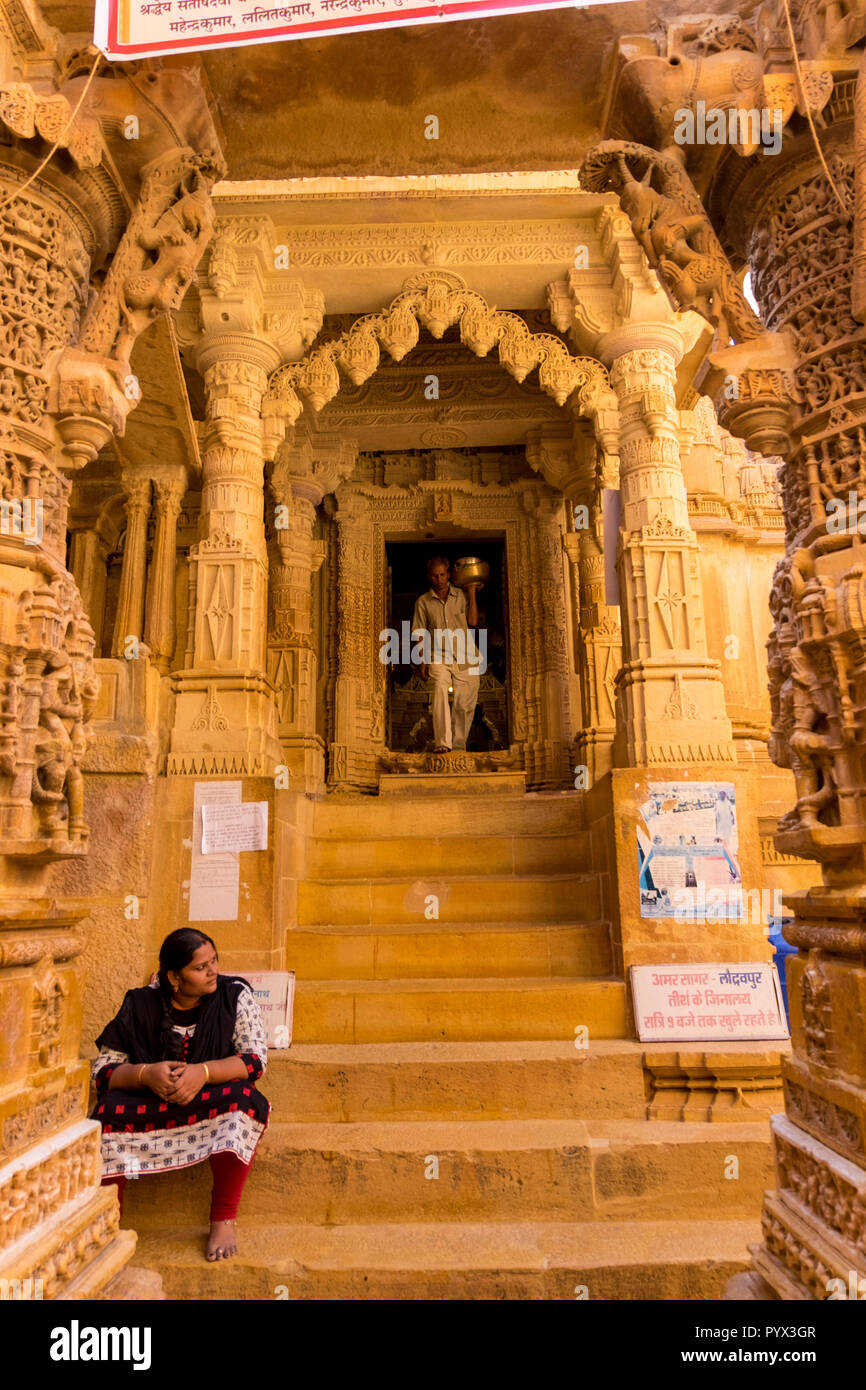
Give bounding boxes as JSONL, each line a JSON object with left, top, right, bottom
{"left": 266, "top": 271, "right": 612, "bottom": 428}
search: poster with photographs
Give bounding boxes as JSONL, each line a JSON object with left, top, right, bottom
{"left": 637, "top": 781, "right": 742, "bottom": 921}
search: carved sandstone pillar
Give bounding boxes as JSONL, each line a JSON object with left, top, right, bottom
{"left": 266, "top": 430, "right": 353, "bottom": 791}
{"left": 169, "top": 339, "right": 281, "bottom": 774}
{"left": 111, "top": 472, "right": 151, "bottom": 660}
{"left": 603, "top": 333, "right": 735, "bottom": 766}
{"left": 0, "top": 96, "right": 124, "bottom": 1300}
{"left": 0, "top": 23, "right": 224, "bottom": 1297}
{"left": 513, "top": 485, "right": 575, "bottom": 789}
{"left": 720, "top": 119, "right": 866, "bottom": 1304}
{"left": 565, "top": 515, "right": 622, "bottom": 784}
{"left": 267, "top": 492, "right": 322, "bottom": 783}
{"left": 69, "top": 529, "right": 110, "bottom": 652}
{"left": 526, "top": 423, "right": 621, "bottom": 785}
{"left": 144, "top": 469, "right": 187, "bottom": 673}
{"left": 329, "top": 497, "right": 377, "bottom": 790}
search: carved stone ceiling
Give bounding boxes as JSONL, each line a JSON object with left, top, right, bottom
{"left": 39, "top": 0, "right": 728, "bottom": 179}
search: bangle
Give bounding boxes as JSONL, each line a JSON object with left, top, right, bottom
{"left": 138, "top": 1063, "right": 148, "bottom": 1087}
{"left": 202, "top": 1063, "right": 210, "bottom": 1082}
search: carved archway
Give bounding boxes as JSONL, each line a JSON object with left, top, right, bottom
{"left": 266, "top": 271, "right": 613, "bottom": 428}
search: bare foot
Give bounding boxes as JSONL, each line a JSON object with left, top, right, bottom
{"left": 206, "top": 1219, "right": 238, "bottom": 1261}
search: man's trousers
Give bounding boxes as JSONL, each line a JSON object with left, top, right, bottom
{"left": 427, "top": 662, "right": 480, "bottom": 750}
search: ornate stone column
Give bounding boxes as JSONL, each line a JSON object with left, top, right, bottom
{"left": 69, "top": 528, "right": 111, "bottom": 651}
{"left": 568, "top": 514, "right": 623, "bottom": 783}
{"left": 604, "top": 330, "right": 735, "bottom": 766}
{"left": 144, "top": 468, "right": 187, "bottom": 674}
{"left": 721, "top": 79, "right": 866, "bottom": 1305}
{"left": 524, "top": 424, "right": 600, "bottom": 785}
{"left": 167, "top": 340, "right": 278, "bottom": 773}
{"left": 548, "top": 203, "right": 735, "bottom": 767}
{"left": 528, "top": 422, "right": 623, "bottom": 784}
{"left": 584, "top": 3, "right": 866, "bottom": 1298}
{"left": 0, "top": 21, "right": 224, "bottom": 1297}
{"left": 329, "top": 495, "right": 378, "bottom": 790}
{"left": 110, "top": 471, "right": 151, "bottom": 661}
{"left": 267, "top": 429, "right": 355, "bottom": 791}
{"left": 169, "top": 219, "right": 324, "bottom": 775}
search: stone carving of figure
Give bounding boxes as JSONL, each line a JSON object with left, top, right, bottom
{"left": 31, "top": 646, "right": 93, "bottom": 840}
{"left": 0, "top": 366, "right": 18, "bottom": 412}
{"left": 16, "top": 320, "right": 42, "bottom": 367}
{"left": 115, "top": 155, "right": 220, "bottom": 369}
{"left": 579, "top": 141, "right": 764, "bottom": 344}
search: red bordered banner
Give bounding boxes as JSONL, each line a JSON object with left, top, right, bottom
{"left": 95, "top": 0, "right": 627, "bottom": 61}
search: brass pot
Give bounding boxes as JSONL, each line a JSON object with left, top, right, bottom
{"left": 452, "top": 556, "right": 490, "bottom": 590}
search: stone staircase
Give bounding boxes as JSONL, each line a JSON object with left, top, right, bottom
{"left": 128, "top": 788, "right": 769, "bottom": 1298}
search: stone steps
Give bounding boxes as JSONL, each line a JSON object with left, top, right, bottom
{"left": 297, "top": 873, "right": 601, "bottom": 927}
{"left": 293, "top": 975, "right": 627, "bottom": 1043}
{"left": 309, "top": 791, "right": 586, "bottom": 840}
{"left": 123, "top": 1117, "right": 772, "bottom": 1228}
{"left": 286, "top": 919, "right": 613, "bottom": 980}
{"left": 306, "top": 831, "right": 591, "bottom": 878}
{"left": 132, "top": 1217, "right": 761, "bottom": 1300}
{"left": 260, "top": 1041, "right": 649, "bottom": 1121}
{"left": 120, "top": 785, "right": 774, "bottom": 1300}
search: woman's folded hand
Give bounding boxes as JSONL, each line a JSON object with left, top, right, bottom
{"left": 143, "top": 1060, "right": 184, "bottom": 1100}
{"left": 166, "top": 1062, "right": 207, "bottom": 1106}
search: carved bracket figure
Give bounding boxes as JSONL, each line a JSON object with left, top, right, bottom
{"left": 579, "top": 141, "right": 764, "bottom": 345}
{"left": 78, "top": 146, "right": 225, "bottom": 377}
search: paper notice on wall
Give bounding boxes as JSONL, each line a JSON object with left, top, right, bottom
{"left": 201, "top": 801, "right": 268, "bottom": 855}
{"left": 631, "top": 962, "right": 789, "bottom": 1041}
{"left": 637, "top": 781, "right": 743, "bottom": 921}
{"left": 242, "top": 971, "right": 295, "bottom": 1049}
{"left": 188, "top": 781, "right": 241, "bottom": 922}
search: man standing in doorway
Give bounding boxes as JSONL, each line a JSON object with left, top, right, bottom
{"left": 412, "top": 556, "right": 482, "bottom": 752}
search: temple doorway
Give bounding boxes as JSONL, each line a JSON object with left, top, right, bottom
{"left": 385, "top": 538, "right": 509, "bottom": 752}
{"left": 323, "top": 448, "right": 576, "bottom": 792}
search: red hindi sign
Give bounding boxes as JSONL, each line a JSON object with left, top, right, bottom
{"left": 95, "top": 0, "right": 625, "bottom": 60}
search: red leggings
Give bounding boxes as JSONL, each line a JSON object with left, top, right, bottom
{"left": 102, "top": 1150, "right": 252, "bottom": 1222}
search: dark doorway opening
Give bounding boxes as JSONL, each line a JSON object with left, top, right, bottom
{"left": 385, "top": 538, "right": 509, "bottom": 752}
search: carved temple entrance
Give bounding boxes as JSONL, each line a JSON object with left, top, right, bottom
{"left": 321, "top": 447, "right": 578, "bottom": 792}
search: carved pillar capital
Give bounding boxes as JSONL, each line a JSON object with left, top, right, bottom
{"left": 120, "top": 468, "right": 153, "bottom": 513}
{"left": 183, "top": 216, "right": 325, "bottom": 372}
{"left": 271, "top": 428, "right": 358, "bottom": 508}
{"left": 152, "top": 469, "right": 188, "bottom": 518}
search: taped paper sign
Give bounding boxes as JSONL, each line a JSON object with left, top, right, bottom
{"left": 631, "top": 962, "right": 788, "bottom": 1042}
{"left": 188, "top": 781, "right": 241, "bottom": 922}
{"left": 201, "top": 800, "right": 268, "bottom": 855}
{"left": 637, "top": 781, "right": 743, "bottom": 921}
{"left": 242, "top": 970, "right": 295, "bottom": 1048}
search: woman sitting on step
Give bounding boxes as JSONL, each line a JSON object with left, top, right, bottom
{"left": 91, "top": 928, "right": 270, "bottom": 1263}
